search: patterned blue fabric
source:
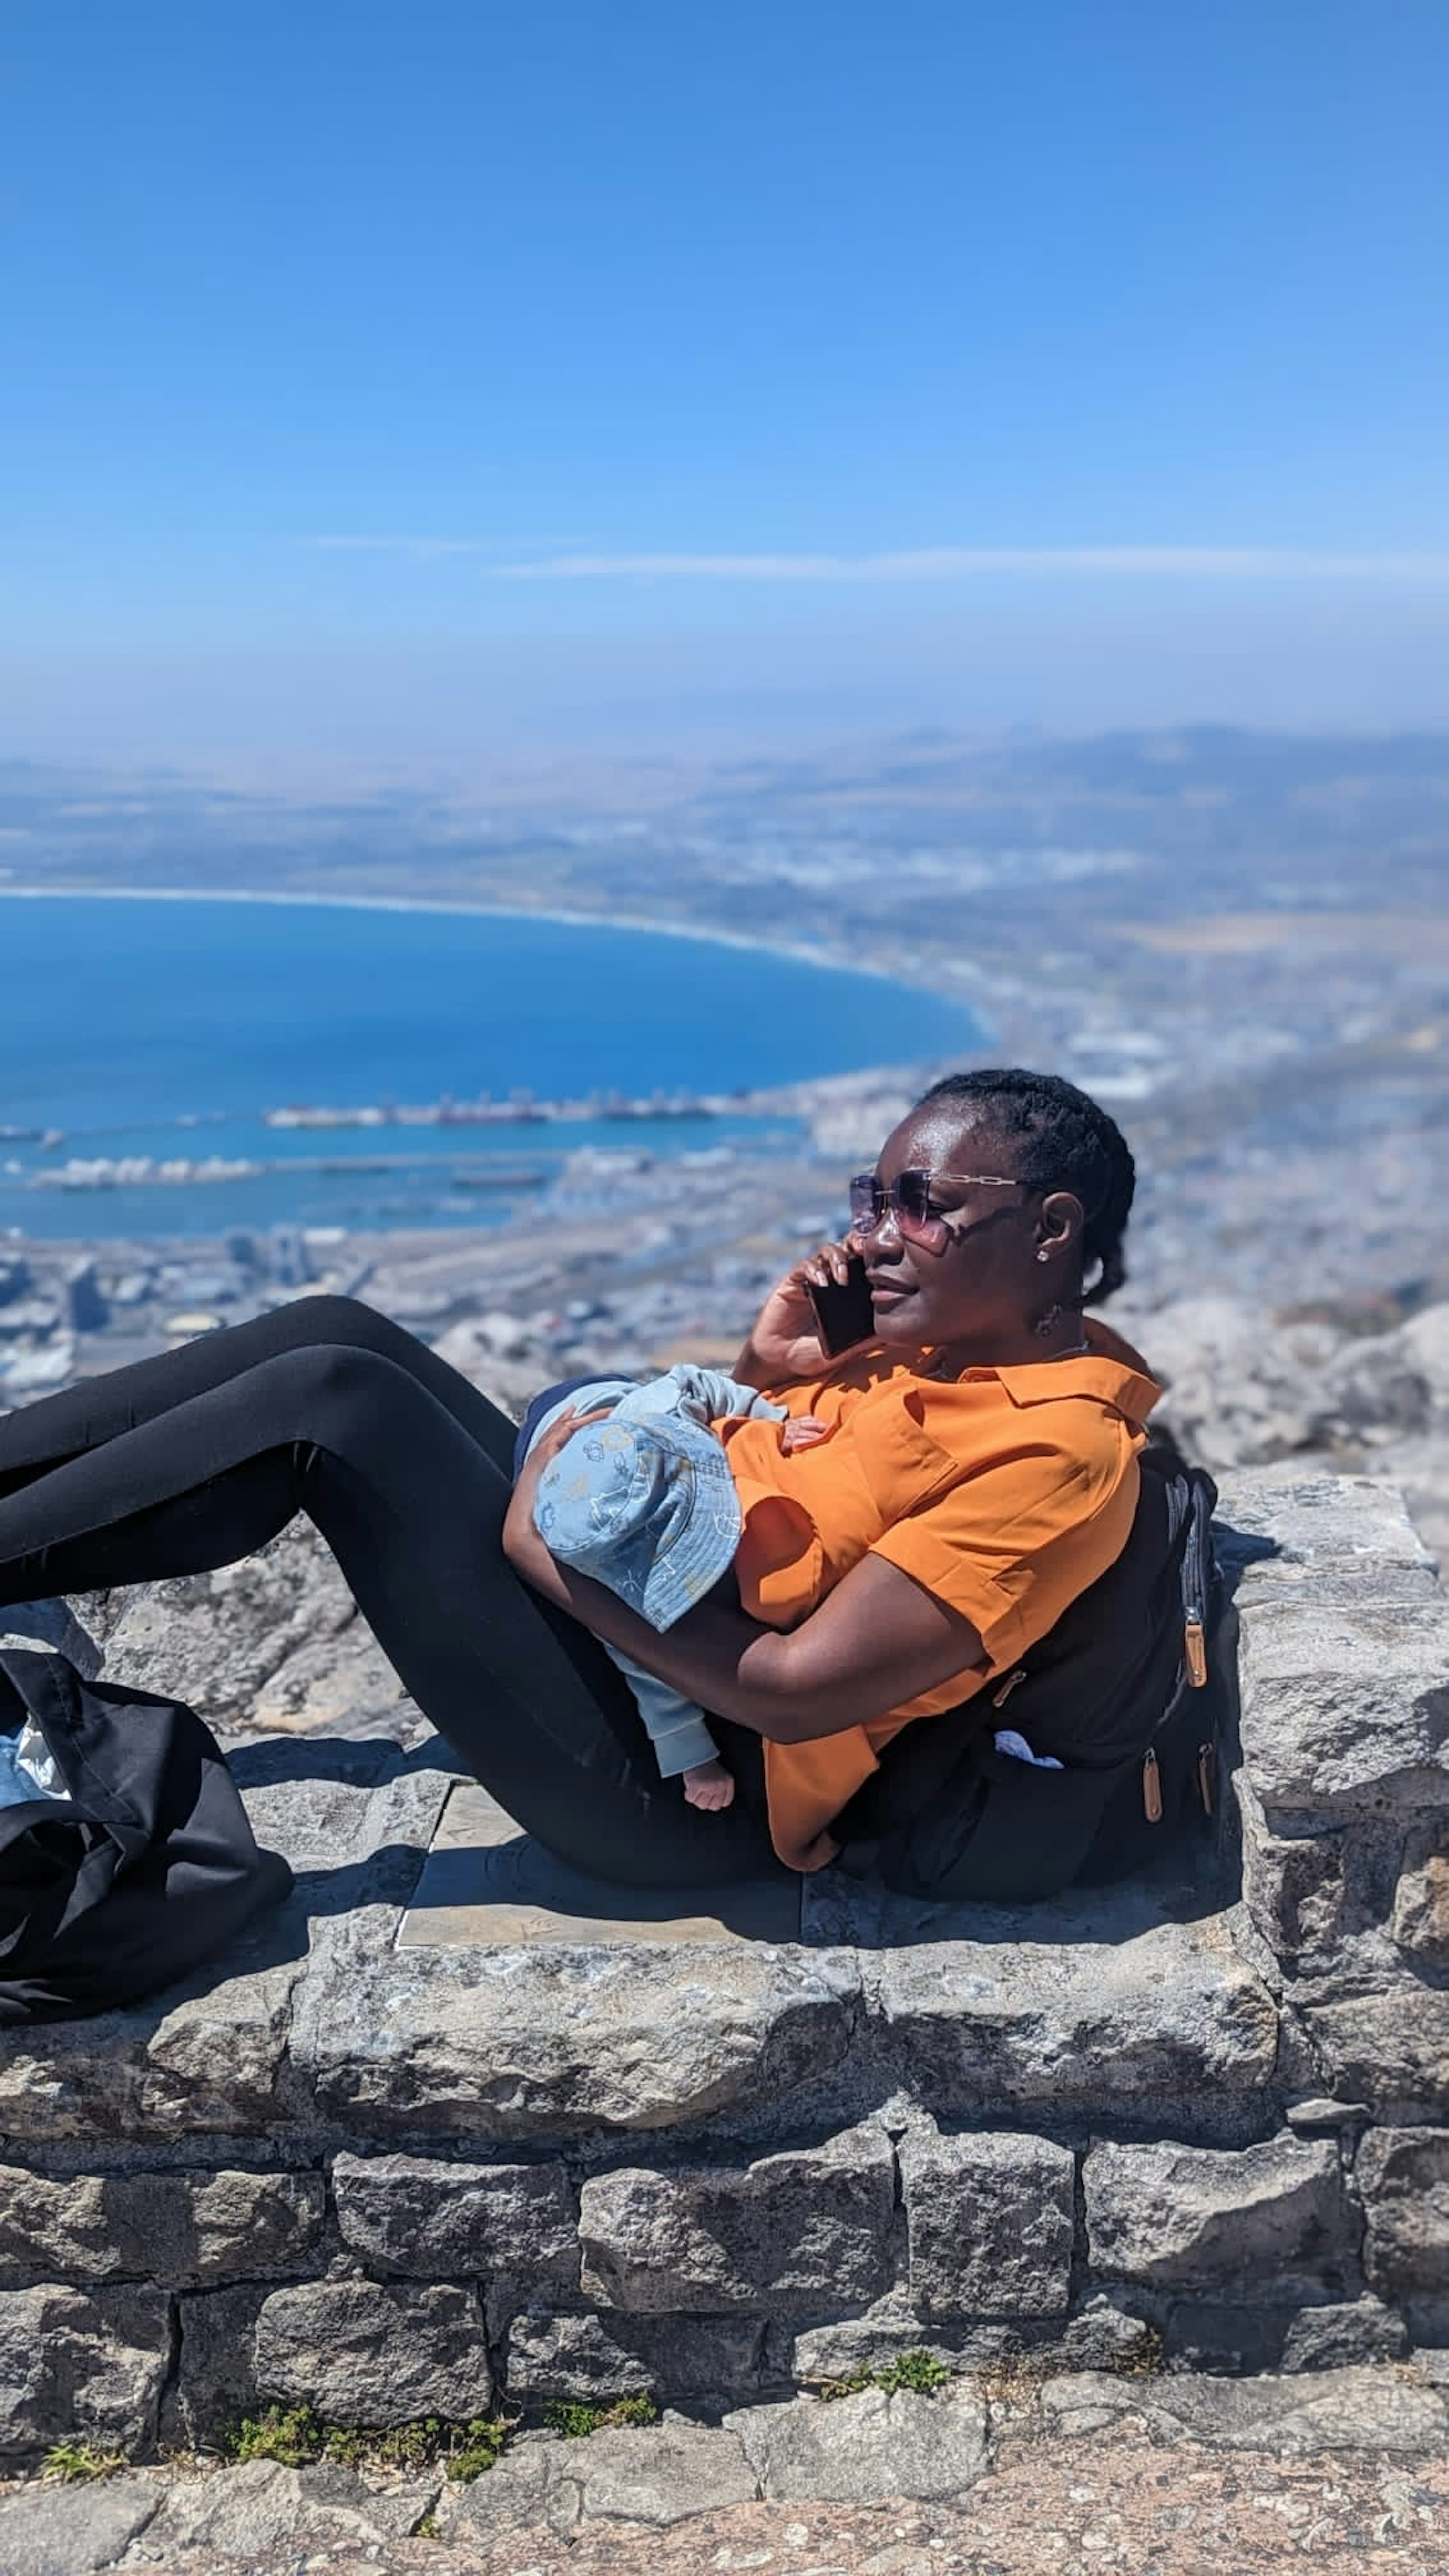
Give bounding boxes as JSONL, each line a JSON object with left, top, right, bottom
{"left": 522, "top": 1369, "right": 786, "bottom": 1781}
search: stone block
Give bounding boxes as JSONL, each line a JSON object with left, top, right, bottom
{"left": 578, "top": 2122, "right": 895, "bottom": 2317}
{"left": 0, "top": 1957, "right": 303, "bottom": 2144}
{"left": 1038, "top": 2364, "right": 1448, "bottom": 2453}
{"left": 254, "top": 2278, "right": 492, "bottom": 2426}
{"left": 331, "top": 2152, "right": 577, "bottom": 2287}
{"left": 0, "top": 2164, "right": 324, "bottom": 2290}
{"left": 900, "top": 2126, "right": 1075, "bottom": 2320}
{"left": 872, "top": 1915, "right": 1279, "bottom": 2121}
{"left": 785, "top": 2295, "right": 958, "bottom": 2385}
{"left": 503, "top": 2308, "right": 765, "bottom": 2402}
{"left": 1303, "top": 1988, "right": 1449, "bottom": 2116}
{"left": 1084, "top": 2136, "right": 1349, "bottom": 2292}
{"left": 1358, "top": 2127, "right": 1449, "bottom": 2298}
{"left": 1213, "top": 1469, "right": 1439, "bottom": 1590}
{"left": 1236, "top": 1593, "right": 1449, "bottom": 1819}
{"left": 573, "top": 2422, "right": 758, "bottom": 2524}
{"left": 0, "top": 2284, "right": 172, "bottom": 2459}
{"left": 292, "top": 1940, "right": 858, "bottom": 2138}
{"left": 1391, "top": 1829, "right": 1449, "bottom": 1967}
{"left": 0, "top": 2476, "right": 162, "bottom": 2576}
{"left": 143, "top": 2459, "right": 435, "bottom": 2556}
{"left": 171, "top": 2284, "right": 268, "bottom": 2444}
{"left": 726, "top": 2382, "right": 990, "bottom": 2503}
{"left": 1279, "top": 2294, "right": 1409, "bottom": 2370}
{"left": 1237, "top": 1786, "right": 1348, "bottom": 1963}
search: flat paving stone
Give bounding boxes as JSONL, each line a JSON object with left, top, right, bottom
{"left": 398, "top": 1782, "right": 803, "bottom": 1948}
{"left": 0, "top": 2473, "right": 160, "bottom": 2575}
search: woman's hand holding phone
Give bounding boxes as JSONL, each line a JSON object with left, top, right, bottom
{"left": 735, "top": 1239, "right": 876, "bottom": 1385}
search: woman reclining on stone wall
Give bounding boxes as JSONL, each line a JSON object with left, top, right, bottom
{"left": 0, "top": 1068, "right": 1159, "bottom": 1888}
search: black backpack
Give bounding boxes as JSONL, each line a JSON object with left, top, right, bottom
{"left": 0, "top": 1638, "right": 292, "bottom": 2023}
{"left": 836, "top": 1448, "right": 1228, "bottom": 1903}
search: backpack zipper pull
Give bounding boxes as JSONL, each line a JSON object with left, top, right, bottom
{"left": 1184, "top": 1609, "right": 1208, "bottom": 1689}
{"left": 1142, "top": 1746, "right": 1163, "bottom": 1823}
{"left": 1197, "top": 1737, "right": 1217, "bottom": 1816}
{"left": 991, "top": 1666, "right": 1028, "bottom": 1709}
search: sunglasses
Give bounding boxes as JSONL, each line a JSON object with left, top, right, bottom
{"left": 848, "top": 1167, "right": 1020, "bottom": 1256}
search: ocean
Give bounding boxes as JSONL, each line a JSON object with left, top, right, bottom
{"left": 0, "top": 894, "right": 982, "bottom": 1239}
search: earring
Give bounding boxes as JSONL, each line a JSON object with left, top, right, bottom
{"left": 1035, "top": 1249, "right": 1050, "bottom": 1263}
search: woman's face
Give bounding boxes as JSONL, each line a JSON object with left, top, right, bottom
{"left": 853, "top": 1102, "right": 1081, "bottom": 1353}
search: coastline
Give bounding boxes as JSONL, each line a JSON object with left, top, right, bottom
{"left": 0, "top": 881, "right": 990, "bottom": 1026}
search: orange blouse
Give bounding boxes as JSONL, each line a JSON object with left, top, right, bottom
{"left": 715, "top": 1324, "right": 1161, "bottom": 1870}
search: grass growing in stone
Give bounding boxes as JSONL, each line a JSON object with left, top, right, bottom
{"left": 218, "top": 2403, "right": 512, "bottom": 2482}
{"left": 41, "top": 2440, "right": 129, "bottom": 2482}
{"left": 542, "top": 2394, "right": 660, "bottom": 2439}
{"left": 816, "top": 2351, "right": 954, "bottom": 2402}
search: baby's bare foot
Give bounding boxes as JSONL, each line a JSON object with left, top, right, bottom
{"left": 682, "top": 1759, "right": 736, "bottom": 1811}
{"left": 780, "top": 1413, "right": 831, "bottom": 1453}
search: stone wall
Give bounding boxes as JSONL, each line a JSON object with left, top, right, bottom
{"left": 0, "top": 1468, "right": 1444, "bottom": 2457}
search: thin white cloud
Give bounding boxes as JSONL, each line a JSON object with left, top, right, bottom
{"left": 304, "top": 539, "right": 1449, "bottom": 583}
{"left": 494, "top": 545, "right": 1449, "bottom": 584}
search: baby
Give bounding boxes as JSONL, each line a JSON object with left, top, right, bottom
{"left": 517, "top": 1365, "right": 829, "bottom": 1810}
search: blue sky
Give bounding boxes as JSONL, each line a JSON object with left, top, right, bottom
{"left": 3, "top": 0, "right": 1447, "bottom": 766}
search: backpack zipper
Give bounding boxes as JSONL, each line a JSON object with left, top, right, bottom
{"left": 1184, "top": 1609, "right": 1208, "bottom": 1689}
{"left": 991, "top": 1667, "right": 1028, "bottom": 1709}
{"left": 1141, "top": 1746, "right": 1163, "bottom": 1823}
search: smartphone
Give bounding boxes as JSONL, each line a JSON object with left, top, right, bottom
{"left": 806, "top": 1254, "right": 877, "bottom": 1358}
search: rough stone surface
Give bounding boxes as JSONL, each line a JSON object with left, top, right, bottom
{"left": 435, "top": 2438, "right": 584, "bottom": 2545}
{"left": 292, "top": 1941, "right": 859, "bottom": 2137}
{"left": 0, "top": 2165, "right": 323, "bottom": 2290}
{"left": 504, "top": 2308, "right": 765, "bottom": 2402}
{"left": 253, "top": 2278, "right": 492, "bottom": 2426}
{"left": 169, "top": 2285, "right": 268, "bottom": 2445}
{"left": 1083, "top": 2136, "right": 1349, "bottom": 2291}
{"left": 1278, "top": 2295, "right": 1409, "bottom": 2371}
{"left": 900, "top": 2126, "right": 1076, "bottom": 2321}
{"left": 872, "top": 1914, "right": 1279, "bottom": 2121}
{"left": 578, "top": 2123, "right": 895, "bottom": 2316}
{"left": 1357, "top": 2127, "right": 1449, "bottom": 2299}
{"left": 0, "top": 2474, "right": 160, "bottom": 2575}
{"left": 0, "top": 2285, "right": 171, "bottom": 2459}
{"left": 1391, "top": 1829, "right": 1449, "bottom": 1966}
{"left": 727, "top": 2384, "right": 991, "bottom": 2503}
{"left": 0, "top": 1958, "right": 303, "bottom": 2145}
{"left": 1236, "top": 1595, "right": 1449, "bottom": 1817}
{"left": 572, "top": 2422, "right": 758, "bottom": 2525}
{"left": 1302, "top": 1986, "right": 1449, "bottom": 2114}
{"left": 141, "top": 2459, "right": 435, "bottom": 2556}
{"left": 1038, "top": 2364, "right": 1449, "bottom": 2453}
{"left": 332, "top": 2152, "right": 577, "bottom": 2287}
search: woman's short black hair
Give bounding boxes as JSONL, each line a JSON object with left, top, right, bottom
{"left": 914, "top": 1066, "right": 1136, "bottom": 1306}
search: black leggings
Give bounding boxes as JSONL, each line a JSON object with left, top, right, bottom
{"left": 0, "top": 1298, "right": 778, "bottom": 1887}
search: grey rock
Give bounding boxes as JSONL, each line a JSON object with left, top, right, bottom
{"left": 785, "top": 2295, "right": 958, "bottom": 2385}
{"left": 726, "top": 2382, "right": 990, "bottom": 2503}
{"left": 332, "top": 2150, "right": 577, "bottom": 2286}
{"left": 872, "top": 1914, "right": 1279, "bottom": 2117}
{"left": 1303, "top": 1988, "right": 1449, "bottom": 2115}
{"left": 504, "top": 2308, "right": 764, "bottom": 2403}
{"left": 1316, "top": 1305, "right": 1449, "bottom": 1446}
{"left": 1059, "top": 2293, "right": 1162, "bottom": 2372}
{"left": 1358, "top": 2127, "right": 1449, "bottom": 2298}
{"left": 294, "top": 1940, "right": 858, "bottom": 2138}
{"left": 169, "top": 2284, "right": 268, "bottom": 2445}
{"left": 436, "top": 2438, "right": 583, "bottom": 2544}
{"left": 1280, "top": 2296, "right": 1409, "bottom": 2371}
{"left": 143, "top": 2458, "right": 436, "bottom": 2556}
{"left": 253, "top": 2277, "right": 492, "bottom": 2425}
{"left": 1236, "top": 1594, "right": 1449, "bottom": 1818}
{"left": 574, "top": 2421, "right": 759, "bottom": 2524}
{"left": 0, "top": 1956, "right": 303, "bottom": 2145}
{"left": 1038, "top": 2364, "right": 1449, "bottom": 2452}
{"left": 0, "top": 2474, "right": 160, "bottom": 2575}
{"left": 84, "top": 1520, "right": 415, "bottom": 1739}
{"left": 578, "top": 2122, "right": 895, "bottom": 2316}
{"left": 1083, "top": 2136, "right": 1349, "bottom": 2291}
{"left": 1139, "top": 1301, "right": 1333, "bottom": 1469}
{"left": 900, "top": 2125, "right": 1075, "bottom": 2321}
{"left": 0, "top": 2165, "right": 323, "bottom": 2290}
{"left": 1391, "top": 1829, "right": 1449, "bottom": 1966}
{"left": 1214, "top": 1467, "right": 1440, "bottom": 1590}
{"left": 1237, "top": 1788, "right": 1348, "bottom": 1964}
{"left": 0, "top": 2285, "right": 171, "bottom": 2459}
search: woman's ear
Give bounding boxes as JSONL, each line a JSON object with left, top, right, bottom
{"left": 1037, "top": 1188, "right": 1084, "bottom": 1252}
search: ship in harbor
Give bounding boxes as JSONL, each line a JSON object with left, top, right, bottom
{"left": 263, "top": 1086, "right": 719, "bottom": 1130}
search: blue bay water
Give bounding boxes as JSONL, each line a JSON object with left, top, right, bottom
{"left": 0, "top": 895, "right": 981, "bottom": 1240}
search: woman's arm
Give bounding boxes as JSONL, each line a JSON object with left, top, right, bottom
{"left": 503, "top": 1438, "right": 986, "bottom": 1743}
